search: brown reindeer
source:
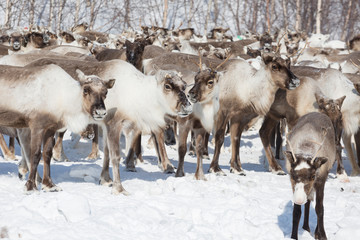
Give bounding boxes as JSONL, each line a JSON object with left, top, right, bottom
{"left": 0, "top": 64, "right": 114, "bottom": 192}
{"left": 285, "top": 112, "right": 336, "bottom": 240}
{"left": 315, "top": 93, "right": 347, "bottom": 180}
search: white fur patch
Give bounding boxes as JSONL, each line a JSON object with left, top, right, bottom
{"left": 294, "top": 162, "right": 310, "bottom": 171}
{"left": 293, "top": 183, "right": 307, "bottom": 205}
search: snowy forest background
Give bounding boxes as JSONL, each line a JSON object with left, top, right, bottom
{"left": 0, "top": 0, "right": 359, "bottom": 41}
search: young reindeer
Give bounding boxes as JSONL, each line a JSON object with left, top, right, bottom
{"left": 284, "top": 112, "right": 336, "bottom": 240}
{"left": 315, "top": 93, "right": 347, "bottom": 180}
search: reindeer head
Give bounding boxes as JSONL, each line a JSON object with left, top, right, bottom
{"left": 76, "top": 69, "right": 115, "bottom": 121}
{"left": 156, "top": 70, "right": 192, "bottom": 117}
{"left": 284, "top": 151, "right": 328, "bottom": 205}
{"left": 188, "top": 68, "right": 219, "bottom": 104}
{"left": 125, "top": 39, "right": 146, "bottom": 67}
{"left": 24, "top": 31, "right": 50, "bottom": 48}
{"left": 9, "top": 32, "right": 25, "bottom": 51}
{"left": 262, "top": 53, "right": 300, "bottom": 90}
{"left": 315, "top": 93, "right": 346, "bottom": 123}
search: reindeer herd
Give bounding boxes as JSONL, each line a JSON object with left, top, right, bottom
{"left": 1, "top": 24, "right": 360, "bottom": 239}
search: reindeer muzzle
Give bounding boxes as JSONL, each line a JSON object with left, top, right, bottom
{"left": 13, "top": 41, "right": 21, "bottom": 50}
{"left": 288, "top": 73, "right": 300, "bottom": 90}
{"left": 93, "top": 108, "right": 107, "bottom": 120}
{"left": 178, "top": 102, "right": 193, "bottom": 117}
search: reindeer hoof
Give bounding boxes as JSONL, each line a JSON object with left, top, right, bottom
{"left": 42, "top": 185, "right": 63, "bottom": 192}
{"left": 195, "top": 174, "right": 207, "bottom": 181}
{"left": 188, "top": 150, "right": 196, "bottom": 156}
{"left": 111, "top": 184, "right": 129, "bottom": 195}
{"left": 164, "top": 164, "right": 175, "bottom": 174}
{"left": 202, "top": 154, "right": 210, "bottom": 160}
{"left": 86, "top": 152, "right": 100, "bottom": 160}
{"left": 337, "top": 172, "right": 350, "bottom": 183}
{"left": 125, "top": 166, "right": 137, "bottom": 172}
{"left": 208, "top": 167, "right": 226, "bottom": 176}
{"left": 24, "top": 180, "right": 39, "bottom": 193}
{"left": 99, "top": 177, "right": 113, "bottom": 187}
{"left": 270, "top": 168, "right": 286, "bottom": 175}
{"left": 4, "top": 153, "right": 16, "bottom": 161}
{"left": 175, "top": 169, "right": 185, "bottom": 178}
{"left": 230, "top": 167, "right": 246, "bottom": 176}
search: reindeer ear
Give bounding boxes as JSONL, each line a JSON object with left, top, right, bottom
{"left": 313, "top": 157, "right": 328, "bottom": 169}
{"left": 284, "top": 151, "right": 295, "bottom": 164}
{"left": 105, "top": 79, "right": 116, "bottom": 89}
{"left": 336, "top": 95, "right": 346, "bottom": 109}
{"left": 76, "top": 69, "right": 86, "bottom": 82}
{"left": 262, "top": 54, "right": 274, "bottom": 65}
{"left": 315, "top": 92, "right": 327, "bottom": 108}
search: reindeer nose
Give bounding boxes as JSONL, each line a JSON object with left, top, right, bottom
{"left": 94, "top": 109, "right": 107, "bottom": 120}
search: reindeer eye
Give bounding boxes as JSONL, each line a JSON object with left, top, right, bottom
{"left": 83, "top": 87, "right": 91, "bottom": 95}
{"left": 311, "top": 175, "right": 316, "bottom": 180}
{"left": 208, "top": 80, "right": 214, "bottom": 85}
{"left": 164, "top": 84, "right": 172, "bottom": 90}
{"left": 272, "top": 64, "right": 278, "bottom": 71}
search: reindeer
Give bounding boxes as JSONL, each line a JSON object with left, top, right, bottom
{"left": 284, "top": 112, "right": 336, "bottom": 240}
{"left": 315, "top": 93, "right": 347, "bottom": 180}
{"left": 208, "top": 54, "right": 300, "bottom": 175}
{"left": 23, "top": 58, "right": 192, "bottom": 194}
{"left": 0, "top": 64, "right": 114, "bottom": 192}
{"left": 349, "top": 34, "right": 360, "bottom": 51}
{"left": 260, "top": 66, "right": 360, "bottom": 178}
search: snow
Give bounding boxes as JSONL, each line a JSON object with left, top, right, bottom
{"left": 0, "top": 129, "right": 360, "bottom": 240}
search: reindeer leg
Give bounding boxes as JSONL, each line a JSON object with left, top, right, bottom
{"left": 86, "top": 124, "right": 100, "bottom": 160}
{"left": 229, "top": 117, "right": 246, "bottom": 175}
{"left": 0, "top": 134, "right": 16, "bottom": 161}
{"left": 153, "top": 130, "right": 175, "bottom": 173}
{"left": 125, "top": 130, "right": 140, "bottom": 172}
{"left": 342, "top": 133, "right": 360, "bottom": 176}
{"left": 302, "top": 200, "right": 311, "bottom": 232}
{"left": 100, "top": 137, "right": 112, "bottom": 186}
{"left": 52, "top": 130, "right": 69, "bottom": 162}
{"left": 259, "top": 116, "right": 285, "bottom": 175}
{"left": 25, "top": 128, "right": 44, "bottom": 193}
{"left": 188, "top": 131, "right": 196, "bottom": 156}
{"left": 9, "top": 137, "right": 15, "bottom": 155}
{"left": 42, "top": 129, "right": 61, "bottom": 192}
{"left": 354, "top": 130, "right": 360, "bottom": 168}
{"left": 209, "top": 112, "right": 228, "bottom": 175}
{"left": 175, "top": 120, "right": 191, "bottom": 178}
{"left": 314, "top": 180, "right": 327, "bottom": 240}
{"left": 134, "top": 133, "right": 143, "bottom": 162}
{"left": 106, "top": 124, "right": 128, "bottom": 195}
{"left": 291, "top": 204, "right": 302, "bottom": 240}
{"left": 17, "top": 129, "right": 42, "bottom": 184}
{"left": 275, "top": 122, "right": 283, "bottom": 160}
{"left": 202, "top": 132, "right": 210, "bottom": 160}
{"left": 194, "top": 128, "right": 206, "bottom": 180}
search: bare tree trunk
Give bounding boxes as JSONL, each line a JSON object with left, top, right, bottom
{"left": 74, "top": 0, "right": 81, "bottom": 25}
{"left": 266, "top": 0, "right": 270, "bottom": 33}
{"left": 49, "top": 0, "right": 54, "bottom": 28}
{"left": 163, "top": 0, "right": 168, "bottom": 28}
{"left": 29, "top": 0, "right": 35, "bottom": 26}
{"left": 57, "top": 0, "right": 66, "bottom": 34}
{"left": 270, "top": 0, "right": 275, "bottom": 31}
{"left": 251, "top": 0, "right": 259, "bottom": 32}
{"left": 213, "top": 0, "right": 219, "bottom": 26}
{"left": 295, "top": 0, "right": 301, "bottom": 31}
{"left": 123, "top": 0, "right": 131, "bottom": 29}
{"left": 341, "top": 0, "right": 353, "bottom": 41}
{"left": 316, "top": 0, "right": 322, "bottom": 34}
{"left": 204, "top": 0, "right": 213, "bottom": 36}
{"left": 282, "top": 0, "right": 288, "bottom": 29}
{"left": 242, "top": 0, "right": 248, "bottom": 29}
{"left": 17, "top": 0, "right": 25, "bottom": 27}
{"left": 5, "top": 0, "right": 13, "bottom": 28}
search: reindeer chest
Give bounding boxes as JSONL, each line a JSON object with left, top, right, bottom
{"left": 193, "top": 102, "right": 218, "bottom": 132}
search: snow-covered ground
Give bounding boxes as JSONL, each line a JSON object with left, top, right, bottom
{"left": 0, "top": 129, "right": 360, "bottom": 240}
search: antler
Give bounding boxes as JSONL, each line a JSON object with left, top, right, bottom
{"left": 215, "top": 52, "right": 232, "bottom": 71}
{"left": 188, "top": 49, "right": 203, "bottom": 71}
{"left": 286, "top": 137, "right": 297, "bottom": 163}
{"left": 291, "top": 41, "right": 309, "bottom": 64}
{"left": 350, "top": 59, "right": 360, "bottom": 69}
{"left": 275, "top": 32, "right": 286, "bottom": 53}
{"left": 311, "top": 127, "right": 329, "bottom": 162}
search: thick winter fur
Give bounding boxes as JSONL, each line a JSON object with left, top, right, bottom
{"left": 285, "top": 112, "right": 336, "bottom": 240}
{"left": 206, "top": 54, "right": 300, "bottom": 175}
{"left": 0, "top": 63, "right": 114, "bottom": 192}
{"left": 25, "top": 58, "right": 192, "bottom": 194}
